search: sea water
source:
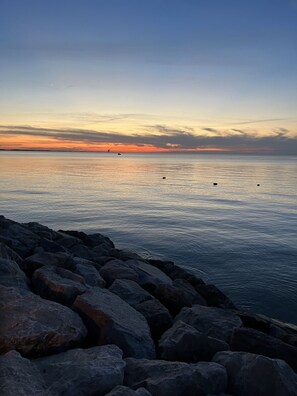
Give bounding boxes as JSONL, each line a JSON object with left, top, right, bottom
{"left": 1, "top": 151, "right": 297, "bottom": 324}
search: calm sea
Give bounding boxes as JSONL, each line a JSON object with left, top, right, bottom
{"left": 1, "top": 151, "right": 297, "bottom": 324}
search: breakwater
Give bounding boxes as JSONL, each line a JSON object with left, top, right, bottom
{"left": 1, "top": 215, "right": 297, "bottom": 395}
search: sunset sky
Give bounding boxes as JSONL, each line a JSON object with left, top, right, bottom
{"left": 0, "top": 0, "right": 296, "bottom": 153}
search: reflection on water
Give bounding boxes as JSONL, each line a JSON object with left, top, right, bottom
{"left": 1, "top": 151, "right": 297, "bottom": 323}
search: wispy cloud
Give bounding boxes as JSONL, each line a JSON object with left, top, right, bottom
{"left": 0, "top": 124, "right": 296, "bottom": 154}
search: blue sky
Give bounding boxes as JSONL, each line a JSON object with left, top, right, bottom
{"left": 0, "top": 0, "right": 296, "bottom": 153}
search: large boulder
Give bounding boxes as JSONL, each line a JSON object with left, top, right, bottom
{"left": 124, "top": 358, "right": 227, "bottom": 396}
{"left": 100, "top": 260, "right": 140, "bottom": 286}
{"left": 230, "top": 327, "right": 297, "bottom": 372}
{"left": 159, "top": 320, "right": 229, "bottom": 362}
{"left": 32, "top": 266, "right": 87, "bottom": 306}
{"left": 195, "top": 284, "right": 236, "bottom": 309}
{"left": 21, "top": 251, "right": 76, "bottom": 276}
{"left": 0, "top": 286, "right": 87, "bottom": 356}
{"left": 213, "top": 351, "right": 297, "bottom": 396}
{"left": 0, "top": 351, "right": 51, "bottom": 396}
{"left": 0, "top": 241, "right": 23, "bottom": 264}
{"left": 73, "top": 258, "right": 106, "bottom": 287}
{"left": 0, "top": 258, "right": 30, "bottom": 290}
{"left": 175, "top": 305, "right": 242, "bottom": 342}
{"left": 34, "top": 345, "right": 125, "bottom": 396}
{"left": 73, "top": 288, "right": 156, "bottom": 359}
{"left": 22, "top": 221, "right": 60, "bottom": 241}
{"left": 109, "top": 279, "right": 152, "bottom": 306}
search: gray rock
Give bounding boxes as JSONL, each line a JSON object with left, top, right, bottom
{"left": 270, "top": 324, "right": 297, "bottom": 348}
{"left": 0, "top": 258, "right": 30, "bottom": 290}
{"left": 0, "top": 286, "right": 87, "bottom": 356}
{"left": 0, "top": 350, "right": 51, "bottom": 396}
{"left": 124, "top": 358, "right": 227, "bottom": 396}
{"left": 92, "top": 243, "right": 113, "bottom": 257}
{"left": 159, "top": 320, "right": 229, "bottom": 362}
{"left": 73, "top": 288, "right": 156, "bottom": 358}
{"left": 213, "top": 350, "right": 297, "bottom": 396}
{"left": 55, "top": 233, "right": 83, "bottom": 249}
{"left": 105, "top": 386, "right": 152, "bottom": 396}
{"left": 39, "top": 237, "right": 69, "bottom": 253}
{"left": 32, "top": 265, "right": 87, "bottom": 306}
{"left": 173, "top": 278, "right": 207, "bottom": 305}
{"left": 175, "top": 305, "right": 242, "bottom": 342}
{"left": 134, "top": 299, "right": 173, "bottom": 340}
{"left": 22, "top": 221, "right": 60, "bottom": 240}
{"left": 0, "top": 241, "right": 23, "bottom": 264}
{"left": 100, "top": 259, "right": 140, "bottom": 286}
{"left": 74, "top": 260, "right": 106, "bottom": 287}
{"left": 230, "top": 327, "right": 297, "bottom": 372}
{"left": 195, "top": 284, "right": 236, "bottom": 309}
{"left": 21, "top": 251, "right": 76, "bottom": 276}
{"left": 58, "top": 229, "right": 114, "bottom": 249}
{"left": 35, "top": 345, "right": 125, "bottom": 396}
{"left": 71, "top": 243, "right": 96, "bottom": 260}
{"left": 109, "top": 279, "right": 153, "bottom": 306}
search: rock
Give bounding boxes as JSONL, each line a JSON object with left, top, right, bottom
{"left": 21, "top": 251, "right": 76, "bottom": 276}
{"left": 109, "top": 279, "right": 153, "bottom": 306}
{"left": 55, "top": 232, "right": 83, "bottom": 249}
{"left": 92, "top": 243, "right": 113, "bottom": 257}
{"left": 147, "top": 259, "right": 176, "bottom": 275}
{"left": 74, "top": 256, "right": 103, "bottom": 272}
{"left": 58, "top": 229, "right": 114, "bottom": 249}
{"left": 73, "top": 288, "right": 156, "bottom": 358}
{"left": 0, "top": 241, "right": 23, "bottom": 264}
{"left": 175, "top": 305, "right": 242, "bottom": 342}
{"left": 195, "top": 284, "right": 236, "bottom": 309}
{"left": 0, "top": 286, "right": 87, "bottom": 356}
{"left": 39, "top": 237, "right": 69, "bottom": 253}
{"left": 0, "top": 258, "right": 30, "bottom": 290}
{"left": 152, "top": 282, "right": 206, "bottom": 316}
{"left": 22, "top": 221, "right": 60, "bottom": 240}
{"left": 74, "top": 259, "right": 106, "bottom": 287}
{"left": 270, "top": 324, "right": 297, "bottom": 348}
{"left": 71, "top": 243, "right": 96, "bottom": 261}
{"left": 169, "top": 266, "right": 205, "bottom": 286}
{"left": 213, "top": 351, "right": 297, "bottom": 396}
{"left": 173, "top": 279, "right": 207, "bottom": 304}
{"left": 105, "top": 386, "right": 152, "bottom": 396}
{"left": 134, "top": 299, "right": 173, "bottom": 340}
{"left": 126, "top": 259, "right": 173, "bottom": 290}
{"left": 124, "top": 358, "right": 227, "bottom": 396}
{"left": 34, "top": 345, "right": 125, "bottom": 396}
{"left": 116, "top": 249, "right": 146, "bottom": 261}
{"left": 100, "top": 259, "right": 140, "bottom": 286}
{"left": 159, "top": 320, "right": 229, "bottom": 362}
{"left": 235, "top": 311, "right": 272, "bottom": 333}
{"left": 0, "top": 350, "right": 51, "bottom": 396}
{"left": 230, "top": 327, "right": 297, "bottom": 372}
{"left": 32, "top": 266, "right": 87, "bottom": 306}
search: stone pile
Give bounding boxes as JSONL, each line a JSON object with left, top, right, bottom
{"left": 1, "top": 214, "right": 297, "bottom": 395}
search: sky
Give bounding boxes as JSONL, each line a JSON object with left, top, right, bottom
{"left": 0, "top": 0, "right": 297, "bottom": 154}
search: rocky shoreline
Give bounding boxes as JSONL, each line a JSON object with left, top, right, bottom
{"left": 1, "top": 215, "right": 297, "bottom": 395}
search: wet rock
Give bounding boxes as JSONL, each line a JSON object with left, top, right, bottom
{"left": 116, "top": 249, "right": 146, "bottom": 261}
{"left": 22, "top": 221, "right": 60, "bottom": 240}
{"left": 230, "top": 327, "right": 297, "bottom": 372}
{"left": 0, "top": 351, "right": 51, "bottom": 396}
{"left": 269, "top": 324, "right": 297, "bottom": 348}
{"left": 147, "top": 259, "right": 176, "bottom": 275}
{"left": 100, "top": 259, "right": 140, "bottom": 286}
{"left": 105, "top": 386, "right": 152, "bottom": 396}
{"left": 109, "top": 279, "right": 152, "bottom": 306}
{"left": 70, "top": 243, "right": 97, "bottom": 261}
{"left": 159, "top": 320, "right": 229, "bottom": 362}
{"left": 0, "top": 286, "right": 87, "bottom": 356}
{"left": 59, "top": 229, "right": 114, "bottom": 249}
{"left": 213, "top": 351, "right": 297, "bottom": 396}
{"left": 175, "top": 305, "right": 242, "bottom": 342}
{"left": 39, "top": 237, "right": 68, "bottom": 254}
{"left": 32, "top": 266, "right": 87, "bottom": 306}
{"left": 195, "top": 284, "right": 236, "bottom": 309}
{"left": 0, "top": 258, "right": 30, "bottom": 290}
{"left": 169, "top": 266, "right": 205, "bottom": 286}
{"left": 35, "top": 345, "right": 125, "bottom": 396}
{"left": 134, "top": 299, "right": 173, "bottom": 340}
{"left": 55, "top": 233, "right": 83, "bottom": 249}
{"left": 173, "top": 279, "right": 207, "bottom": 304}
{"left": 21, "top": 251, "right": 76, "bottom": 276}
{"left": 124, "top": 358, "right": 227, "bottom": 396}
{"left": 0, "top": 241, "right": 23, "bottom": 264}
{"left": 73, "top": 287, "right": 156, "bottom": 358}
{"left": 74, "top": 259, "right": 106, "bottom": 287}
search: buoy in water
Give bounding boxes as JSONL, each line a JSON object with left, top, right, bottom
{"left": 163, "top": 176, "right": 166, "bottom": 179}
{"left": 213, "top": 182, "right": 218, "bottom": 186}
{"left": 257, "top": 184, "right": 260, "bottom": 186}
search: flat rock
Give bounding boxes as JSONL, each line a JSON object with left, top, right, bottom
{"left": 74, "top": 259, "right": 106, "bottom": 287}
{"left": 124, "top": 358, "right": 227, "bottom": 396}
{"left": 213, "top": 351, "right": 297, "bottom": 396}
{"left": 73, "top": 288, "right": 156, "bottom": 358}
{"left": 0, "top": 286, "right": 87, "bottom": 356}
{"left": 109, "top": 279, "right": 153, "bottom": 306}
{"left": 21, "top": 251, "right": 76, "bottom": 276}
{"left": 0, "top": 258, "right": 30, "bottom": 290}
{"left": 175, "top": 305, "right": 242, "bottom": 342}
{"left": 195, "top": 284, "right": 236, "bottom": 309}
{"left": 106, "top": 386, "right": 152, "bottom": 396}
{"left": 0, "top": 241, "right": 23, "bottom": 264}
{"left": 0, "top": 351, "right": 51, "bottom": 396}
{"left": 32, "top": 265, "right": 87, "bottom": 306}
{"left": 134, "top": 299, "right": 173, "bottom": 340}
{"left": 34, "top": 345, "right": 125, "bottom": 396}
{"left": 100, "top": 259, "right": 140, "bottom": 286}
{"left": 159, "top": 320, "right": 229, "bottom": 362}
{"left": 230, "top": 327, "right": 297, "bottom": 372}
